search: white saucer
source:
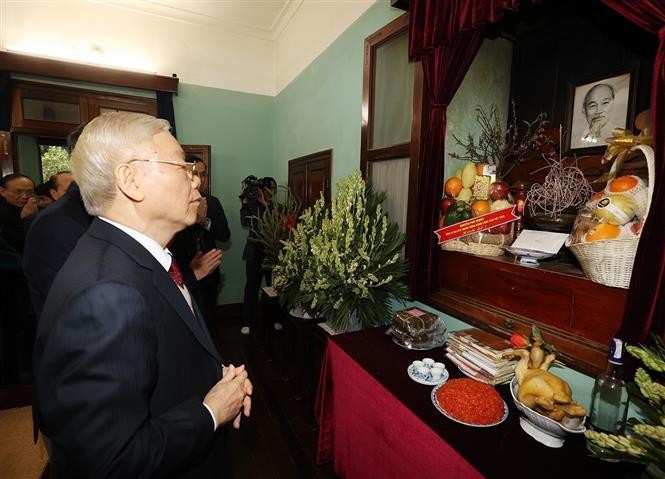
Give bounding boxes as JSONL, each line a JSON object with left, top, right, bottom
{"left": 504, "top": 247, "right": 555, "bottom": 260}
{"left": 407, "top": 364, "right": 449, "bottom": 386}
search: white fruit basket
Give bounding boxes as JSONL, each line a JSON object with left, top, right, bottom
{"left": 569, "top": 145, "right": 654, "bottom": 289}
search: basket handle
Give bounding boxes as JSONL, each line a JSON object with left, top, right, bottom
{"left": 606, "top": 144, "right": 655, "bottom": 221}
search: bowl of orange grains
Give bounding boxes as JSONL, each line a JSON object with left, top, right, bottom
{"left": 431, "top": 378, "right": 508, "bottom": 427}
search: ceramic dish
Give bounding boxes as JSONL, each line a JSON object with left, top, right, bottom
{"left": 510, "top": 378, "right": 586, "bottom": 447}
{"left": 504, "top": 247, "right": 556, "bottom": 260}
{"left": 431, "top": 383, "right": 508, "bottom": 427}
{"left": 407, "top": 364, "right": 449, "bottom": 386}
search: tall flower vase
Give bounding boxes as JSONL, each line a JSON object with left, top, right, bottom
{"left": 321, "top": 310, "right": 361, "bottom": 336}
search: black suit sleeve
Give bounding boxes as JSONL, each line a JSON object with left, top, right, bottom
{"left": 206, "top": 195, "right": 230, "bottom": 243}
{"left": 23, "top": 208, "right": 88, "bottom": 318}
{"left": 36, "top": 281, "right": 215, "bottom": 478}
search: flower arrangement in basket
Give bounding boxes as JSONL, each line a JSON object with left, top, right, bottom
{"left": 568, "top": 131, "right": 654, "bottom": 289}
{"left": 439, "top": 103, "right": 552, "bottom": 256}
{"left": 272, "top": 170, "right": 409, "bottom": 332}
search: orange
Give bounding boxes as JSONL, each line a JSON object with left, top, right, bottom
{"left": 444, "top": 177, "right": 463, "bottom": 198}
{"left": 471, "top": 200, "right": 491, "bottom": 217}
{"left": 476, "top": 163, "right": 488, "bottom": 175}
{"left": 590, "top": 190, "right": 605, "bottom": 202}
{"left": 586, "top": 223, "right": 620, "bottom": 242}
{"left": 609, "top": 175, "right": 638, "bottom": 193}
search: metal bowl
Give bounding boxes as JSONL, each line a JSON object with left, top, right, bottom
{"left": 529, "top": 213, "right": 577, "bottom": 233}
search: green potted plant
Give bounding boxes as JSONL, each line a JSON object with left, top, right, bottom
{"left": 250, "top": 185, "right": 301, "bottom": 273}
{"left": 272, "top": 170, "right": 409, "bottom": 332}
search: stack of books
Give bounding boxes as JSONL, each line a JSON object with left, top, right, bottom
{"left": 446, "top": 328, "right": 517, "bottom": 385}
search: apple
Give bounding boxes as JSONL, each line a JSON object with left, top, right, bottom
{"left": 439, "top": 197, "right": 456, "bottom": 216}
{"left": 489, "top": 181, "right": 510, "bottom": 201}
{"left": 488, "top": 223, "right": 512, "bottom": 234}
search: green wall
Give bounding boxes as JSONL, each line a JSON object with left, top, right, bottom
{"left": 16, "top": 134, "right": 40, "bottom": 183}
{"left": 444, "top": 39, "right": 513, "bottom": 179}
{"left": 273, "top": 2, "right": 404, "bottom": 190}
{"left": 174, "top": 83, "right": 273, "bottom": 306}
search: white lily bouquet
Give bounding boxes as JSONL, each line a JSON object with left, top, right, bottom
{"left": 273, "top": 170, "right": 408, "bottom": 332}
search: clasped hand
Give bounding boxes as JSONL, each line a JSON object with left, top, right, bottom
{"left": 204, "top": 364, "right": 253, "bottom": 430}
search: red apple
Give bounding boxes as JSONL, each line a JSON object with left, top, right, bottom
{"left": 489, "top": 181, "right": 510, "bottom": 201}
{"left": 439, "top": 197, "right": 456, "bottom": 216}
{"left": 488, "top": 222, "right": 512, "bottom": 234}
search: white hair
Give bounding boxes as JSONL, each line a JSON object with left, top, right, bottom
{"left": 70, "top": 112, "right": 171, "bottom": 216}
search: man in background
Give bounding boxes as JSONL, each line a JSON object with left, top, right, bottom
{"left": 24, "top": 129, "right": 93, "bottom": 319}
{"left": 0, "top": 174, "right": 37, "bottom": 253}
{"left": 172, "top": 156, "right": 229, "bottom": 348}
{"left": 34, "top": 112, "right": 252, "bottom": 477}
{"left": 48, "top": 170, "right": 74, "bottom": 201}
{"left": 240, "top": 176, "right": 276, "bottom": 335}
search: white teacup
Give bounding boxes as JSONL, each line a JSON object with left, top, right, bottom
{"left": 433, "top": 362, "right": 445, "bottom": 370}
{"left": 429, "top": 367, "right": 443, "bottom": 380}
{"left": 412, "top": 360, "right": 424, "bottom": 370}
{"left": 416, "top": 366, "right": 430, "bottom": 377}
{"left": 422, "top": 358, "right": 435, "bottom": 367}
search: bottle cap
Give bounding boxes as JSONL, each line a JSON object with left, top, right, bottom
{"left": 608, "top": 338, "right": 624, "bottom": 365}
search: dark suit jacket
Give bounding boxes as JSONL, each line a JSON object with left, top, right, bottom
{"left": 171, "top": 194, "right": 230, "bottom": 290}
{"left": 23, "top": 182, "right": 93, "bottom": 318}
{"left": 34, "top": 218, "right": 225, "bottom": 478}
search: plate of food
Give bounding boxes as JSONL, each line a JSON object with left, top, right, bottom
{"left": 431, "top": 378, "right": 508, "bottom": 427}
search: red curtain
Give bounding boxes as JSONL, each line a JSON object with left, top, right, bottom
{"left": 408, "top": 0, "right": 518, "bottom": 297}
{"left": 603, "top": 0, "right": 665, "bottom": 343}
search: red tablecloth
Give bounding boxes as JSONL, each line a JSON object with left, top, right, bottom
{"left": 316, "top": 327, "right": 637, "bottom": 479}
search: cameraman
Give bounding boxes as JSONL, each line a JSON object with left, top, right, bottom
{"left": 240, "top": 176, "right": 276, "bottom": 335}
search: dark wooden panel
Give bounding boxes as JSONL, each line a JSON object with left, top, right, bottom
{"left": 306, "top": 158, "right": 328, "bottom": 207}
{"left": 0, "top": 51, "right": 178, "bottom": 93}
{"left": 433, "top": 250, "right": 627, "bottom": 375}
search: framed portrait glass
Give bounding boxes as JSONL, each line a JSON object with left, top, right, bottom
{"left": 565, "top": 69, "right": 636, "bottom": 154}
{"left": 182, "top": 144, "right": 211, "bottom": 196}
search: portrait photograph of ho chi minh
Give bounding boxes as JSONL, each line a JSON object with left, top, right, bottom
{"left": 566, "top": 69, "right": 635, "bottom": 153}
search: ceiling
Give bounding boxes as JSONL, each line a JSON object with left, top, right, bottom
{"left": 107, "top": 0, "right": 304, "bottom": 40}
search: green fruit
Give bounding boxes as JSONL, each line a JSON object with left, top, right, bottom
{"left": 461, "top": 162, "right": 477, "bottom": 188}
{"left": 457, "top": 187, "right": 473, "bottom": 202}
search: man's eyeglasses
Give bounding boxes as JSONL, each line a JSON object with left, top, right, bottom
{"left": 129, "top": 159, "right": 197, "bottom": 179}
{"left": 4, "top": 188, "right": 34, "bottom": 197}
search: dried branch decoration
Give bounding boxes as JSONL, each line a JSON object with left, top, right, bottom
{"left": 527, "top": 129, "right": 593, "bottom": 216}
{"left": 527, "top": 159, "right": 593, "bottom": 216}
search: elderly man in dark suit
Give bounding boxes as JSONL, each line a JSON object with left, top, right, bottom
{"left": 34, "top": 112, "right": 252, "bottom": 478}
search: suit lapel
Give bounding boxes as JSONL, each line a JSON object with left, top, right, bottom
{"left": 154, "top": 268, "right": 221, "bottom": 363}
{"left": 87, "top": 219, "right": 221, "bottom": 363}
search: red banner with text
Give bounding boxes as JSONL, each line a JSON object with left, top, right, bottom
{"left": 434, "top": 206, "right": 518, "bottom": 244}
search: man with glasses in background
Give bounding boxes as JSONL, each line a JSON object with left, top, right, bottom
{"left": 0, "top": 173, "right": 37, "bottom": 253}
{"left": 172, "top": 156, "right": 229, "bottom": 350}
{"left": 34, "top": 112, "right": 252, "bottom": 478}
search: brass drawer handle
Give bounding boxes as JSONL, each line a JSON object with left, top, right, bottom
{"left": 504, "top": 318, "right": 514, "bottom": 330}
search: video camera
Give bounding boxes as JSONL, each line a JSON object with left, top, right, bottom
{"left": 239, "top": 175, "right": 274, "bottom": 203}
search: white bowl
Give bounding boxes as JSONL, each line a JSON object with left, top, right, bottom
{"left": 509, "top": 378, "right": 586, "bottom": 448}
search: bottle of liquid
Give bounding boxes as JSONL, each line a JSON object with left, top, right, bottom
{"left": 511, "top": 181, "right": 528, "bottom": 239}
{"left": 588, "top": 338, "right": 629, "bottom": 434}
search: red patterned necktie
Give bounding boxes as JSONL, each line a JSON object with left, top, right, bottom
{"left": 168, "top": 257, "right": 184, "bottom": 288}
